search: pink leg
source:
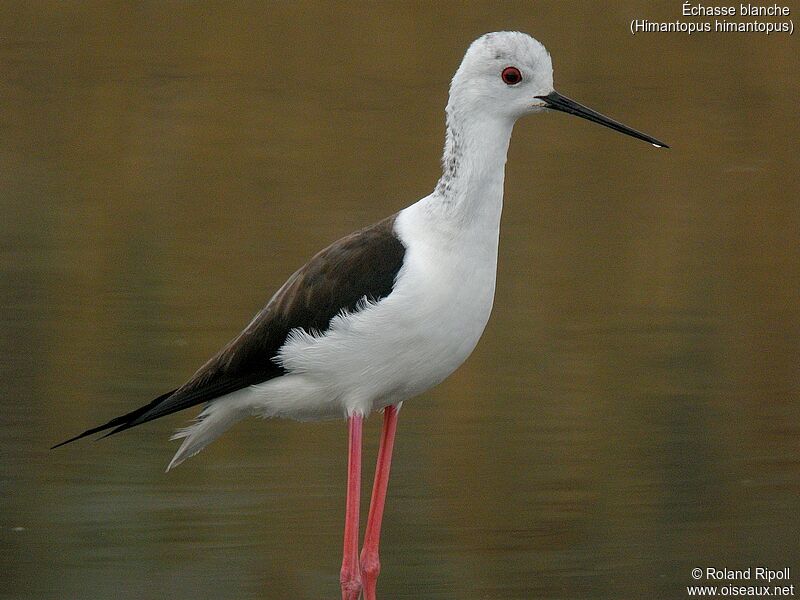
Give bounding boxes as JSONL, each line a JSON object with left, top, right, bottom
{"left": 340, "top": 414, "right": 363, "bottom": 600}
{"left": 359, "top": 404, "right": 400, "bottom": 600}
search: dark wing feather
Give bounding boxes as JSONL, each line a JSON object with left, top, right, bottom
{"left": 52, "top": 214, "right": 405, "bottom": 448}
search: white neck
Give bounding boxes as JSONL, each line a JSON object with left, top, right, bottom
{"left": 427, "top": 107, "right": 516, "bottom": 233}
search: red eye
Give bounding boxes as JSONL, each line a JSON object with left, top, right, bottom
{"left": 501, "top": 66, "right": 522, "bottom": 85}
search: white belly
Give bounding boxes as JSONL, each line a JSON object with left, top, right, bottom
{"left": 262, "top": 201, "right": 500, "bottom": 420}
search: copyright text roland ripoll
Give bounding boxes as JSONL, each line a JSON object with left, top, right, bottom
{"left": 687, "top": 567, "right": 794, "bottom": 597}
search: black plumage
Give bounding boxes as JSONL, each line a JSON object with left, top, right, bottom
{"left": 52, "top": 215, "right": 406, "bottom": 448}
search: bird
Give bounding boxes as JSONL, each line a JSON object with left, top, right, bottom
{"left": 53, "top": 31, "right": 667, "bottom": 600}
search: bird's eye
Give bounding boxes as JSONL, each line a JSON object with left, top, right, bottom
{"left": 501, "top": 66, "right": 522, "bottom": 85}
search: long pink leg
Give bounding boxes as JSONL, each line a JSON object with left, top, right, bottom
{"left": 359, "top": 404, "right": 400, "bottom": 600}
{"left": 340, "top": 414, "right": 363, "bottom": 600}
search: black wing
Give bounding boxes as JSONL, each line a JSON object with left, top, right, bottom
{"left": 52, "top": 214, "right": 406, "bottom": 448}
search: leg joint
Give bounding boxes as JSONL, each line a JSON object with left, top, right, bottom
{"left": 340, "top": 566, "right": 362, "bottom": 590}
{"left": 360, "top": 551, "right": 381, "bottom": 579}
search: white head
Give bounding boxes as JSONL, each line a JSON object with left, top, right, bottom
{"left": 448, "top": 31, "right": 668, "bottom": 147}
{"left": 449, "top": 31, "right": 554, "bottom": 121}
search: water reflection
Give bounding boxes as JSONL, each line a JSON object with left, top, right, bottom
{"left": 1, "top": 2, "right": 798, "bottom": 599}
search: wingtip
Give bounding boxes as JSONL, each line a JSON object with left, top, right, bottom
{"left": 50, "top": 428, "right": 101, "bottom": 450}
{"left": 50, "top": 389, "right": 180, "bottom": 451}
{"left": 50, "top": 439, "right": 71, "bottom": 450}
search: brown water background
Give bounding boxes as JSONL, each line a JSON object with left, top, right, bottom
{"left": 1, "top": 2, "right": 798, "bottom": 598}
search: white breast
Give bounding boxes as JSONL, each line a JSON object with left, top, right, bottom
{"left": 268, "top": 196, "right": 500, "bottom": 420}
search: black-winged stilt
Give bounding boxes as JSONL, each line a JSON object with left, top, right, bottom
{"left": 54, "top": 31, "right": 667, "bottom": 600}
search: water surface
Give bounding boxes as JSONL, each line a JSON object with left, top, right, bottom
{"left": 1, "top": 2, "right": 798, "bottom": 599}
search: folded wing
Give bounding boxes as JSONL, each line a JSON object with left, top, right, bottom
{"left": 52, "top": 215, "right": 405, "bottom": 448}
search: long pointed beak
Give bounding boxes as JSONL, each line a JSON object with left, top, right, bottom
{"left": 535, "top": 91, "right": 669, "bottom": 148}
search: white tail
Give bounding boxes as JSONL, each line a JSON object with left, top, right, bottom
{"left": 166, "top": 395, "right": 250, "bottom": 471}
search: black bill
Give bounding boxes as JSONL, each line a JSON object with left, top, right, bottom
{"left": 535, "top": 91, "right": 669, "bottom": 148}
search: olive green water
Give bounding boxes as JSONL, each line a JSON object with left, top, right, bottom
{"left": 1, "top": 2, "right": 798, "bottom": 599}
